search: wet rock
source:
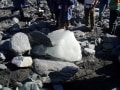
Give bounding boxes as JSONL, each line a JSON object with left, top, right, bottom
{"left": 11, "top": 56, "right": 33, "bottom": 67}
{"left": 39, "top": 28, "right": 50, "bottom": 35}
{"left": 46, "top": 29, "right": 82, "bottom": 62}
{"left": 102, "top": 43, "right": 113, "bottom": 50}
{"left": 36, "top": 20, "right": 47, "bottom": 30}
{"left": 0, "top": 64, "right": 7, "bottom": 70}
{"left": 53, "top": 84, "right": 64, "bottom": 90}
{"left": 112, "top": 45, "right": 120, "bottom": 57}
{"left": 31, "top": 45, "right": 47, "bottom": 56}
{"left": 11, "top": 23, "right": 20, "bottom": 31}
{"left": 10, "top": 32, "right": 31, "bottom": 55}
{"left": 28, "top": 31, "right": 52, "bottom": 47}
{"left": 33, "top": 59, "right": 79, "bottom": 76}
{"left": 0, "top": 39, "right": 10, "bottom": 50}
{"left": 102, "top": 34, "right": 117, "bottom": 43}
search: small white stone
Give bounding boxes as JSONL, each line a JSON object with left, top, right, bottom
{"left": 88, "top": 44, "right": 95, "bottom": 49}
{"left": 13, "top": 17, "right": 19, "bottom": 24}
{"left": 12, "top": 56, "right": 33, "bottom": 67}
{"left": 0, "top": 84, "right": 2, "bottom": 89}
{"left": 84, "top": 48, "right": 95, "bottom": 55}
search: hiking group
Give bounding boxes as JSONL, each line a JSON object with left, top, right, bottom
{"left": 11, "top": 0, "right": 120, "bottom": 33}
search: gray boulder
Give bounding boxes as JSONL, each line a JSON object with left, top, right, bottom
{"left": 31, "top": 45, "right": 47, "bottom": 56}
{"left": 10, "top": 32, "right": 31, "bottom": 55}
{"left": 0, "top": 64, "right": 7, "bottom": 70}
{"left": 28, "top": 31, "right": 52, "bottom": 47}
{"left": 33, "top": 59, "right": 79, "bottom": 76}
{"left": 36, "top": 21, "right": 47, "bottom": 30}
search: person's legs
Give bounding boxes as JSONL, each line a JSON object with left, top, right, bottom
{"left": 11, "top": 0, "right": 23, "bottom": 15}
{"left": 54, "top": 9, "right": 60, "bottom": 27}
{"left": 36, "top": 0, "right": 40, "bottom": 10}
{"left": 90, "top": 8, "right": 95, "bottom": 29}
{"left": 109, "top": 10, "right": 117, "bottom": 32}
{"left": 99, "top": 3, "right": 105, "bottom": 21}
{"left": 84, "top": 8, "right": 89, "bottom": 26}
{"left": 19, "top": 8, "right": 24, "bottom": 18}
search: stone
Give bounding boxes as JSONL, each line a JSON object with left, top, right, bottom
{"left": 10, "top": 32, "right": 31, "bottom": 55}
{"left": 112, "top": 45, "right": 120, "bottom": 57}
{"left": 11, "top": 56, "right": 33, "bottom": 67}
{"left": 102, "top": 34, "right": 117, "bottom": 43}
{"left": 24, "top": 82, "right": 40, "bottom": 90}
{"left": 2, "top": 87, "right": 12, "bottom": 90}
{"left": 0, "top": 31, "right": 3, "bottom": 41}
{"left": 36, "top": 20, "right": 47, "bottom": 30}
{"left": 88, "top": 44, "right": 95, "bottom": 50}
{"left": 31, "top": 45, "right": 47, "bottom": 56}
{"left": 80, "top": 40, "right": 89, "bottom": 47}
{"left": 12, "top": 23, "right": 20, "bottom": 31}
{"left": 39, "top": 28, "right": 50, "bottom": 35}
{"left": 35, "top": 80, "right": 43, "bottom": 88}
{"left": 0, "top": 64, "right": 7, "bottom": 70}
{"left": 84, "top": 48, "right": 95, "bottom": 55}
{"left": 95, "top": 37, "right": 102, "bottom": 44}
{"left": 0, "top": 39, "right": 10, "bottom": 50}
{"left": 0, "top": 84, "right": 2, "bottom": 89}
{"left": 102, "top": 43, "right": 113, "bottom": 50}
{"left": 0, "top": 52, "right": 6, "bottom": 61}
{"left": 11, "top": 17, "right": 20, "bottom": 31}
{"left": 33, "top": 59, "right": 79, "bottom": 76}
{"left": 13, "top": 17, "right": 19, "bottom": 24}
{"left": 73, "top": 30, "right": 86, "bottom": 38}
{"left": 53, "top": 84, "right": 64, "bottom": 90}
{"left": 46, "top": 29, "right": 82, "bottom": 62}
{"left": 28, "top": 31, "right": 52, "bottom": 47}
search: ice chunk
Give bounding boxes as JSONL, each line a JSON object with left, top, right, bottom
{"left": 46, "top": 29, "right": 82, "bottom": 62}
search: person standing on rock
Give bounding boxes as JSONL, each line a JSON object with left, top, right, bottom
{"left": 46, "top": 0, "right": 60, "bottom": 27}
{"left": 58, "top": 0, "right": 76, "bottom": 30}
{"left": 84, "top": 0, "right": 98, "bottom": 31}
{"left": 11, "top": 0, "right": 25, "bottom": 20}
{"left": 108, "top": 0, "right": 120, "bottom": 34}
{"left": 98, "top": 0, "right": 109, "bottom": 21}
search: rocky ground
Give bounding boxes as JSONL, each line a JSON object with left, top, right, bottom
{"left": 0, "top": 0, "right": 120, "bottom": 90}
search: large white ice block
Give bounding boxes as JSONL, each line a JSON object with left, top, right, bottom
{"left": 46, "top": 29, "right": 82, "bottom": 62}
